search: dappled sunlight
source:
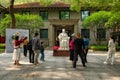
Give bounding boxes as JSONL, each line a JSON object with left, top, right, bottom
{"left": 19, "top": 71, "right": 70, "bottom": 79}
{"left": 45, "top": 66, "right": 52, "bottom": 69}
{"left": 5, "top": 66, "right": 21, "bottom": 70}
{"left": 0, "top": 50, "right": 120, "bottom": 80}
{"left": 56, "top": 67, "right": 66, "bottom": 70}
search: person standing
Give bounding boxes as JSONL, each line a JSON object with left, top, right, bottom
{"left": 104, "top": 36, "right": 116, "bottom": 65}
{"left": 40, "top": 42, "right": 45, "bottom": 61}
{"left": 27, "top": 39, "right": 34, "bottom": 63}
{"left": 69, "top": 34, "right": 75, "bottom": 65}
{"left": 83, "top": 36, "right": 89, "bottom": 63}
{"left": 32, "top": 32, "right": 41, "bottom": 65}
{"left": 23, "top": 37, "right": 28, "bottom": 57}
{"left": 73, "top": 33, "right": 86, "bottom": 68}
{"left": 13, "top": 35, "right": 23, "bottom": 65}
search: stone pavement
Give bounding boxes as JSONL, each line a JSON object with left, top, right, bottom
{"left": 0, "top": 50, "right": 120, "bottom": 80}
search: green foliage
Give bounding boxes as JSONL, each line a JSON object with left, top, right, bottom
{"left": 90, "top": 45, "right": 107, "bottom": 51}
{"left": 0, "top": 43, "right": 5, "bottom": 49}
{"left": 0, "top": 49, "right": 5, "bottom": 53}
{"left": 68, "top": 0, "right": 120, "bottom": 12}
{"left": 15, "top": 14, "right": 43, "bottom": 29}
{"left": 111, "top": 1, "right": 120, "bottom": 13}
{"left": 105, "top": 12, "right": 120, "bottom": 28}
{"left": 105, "top": 1, "right": 120, "bottom": 28}
{"left": 0, "top": 0, "right": 119, "bottom": 12}
{"left": 0, "top": 14, "right": 44, "bottom": 36}
{"left": 90, "top": 45, "right": 120, "bottom": 51}
{"left": 116, "top": 46, "right": 120, "bottom": 51}
{"left": 0, "top": 43, "right": 5, "bottom": 53}
{"left": 82, "top": 11, "right": 111, "bottom": 45}
{"left": 0, "top": 15, "right": 11, "bottom": 36}
{"left": 69, "top": 0, "right": 81, "bottom": 12}
{"left": 82, "top": 11, "right": 111, "bottom": 28}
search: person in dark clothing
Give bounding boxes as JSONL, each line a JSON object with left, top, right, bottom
{"left": 40, "top": 42, "right": 45, "bottom": 61}
{"left": 23, "top": 37, "right": 28, "bottom": 57}
{"left": 32, "top": 32, "right": 41, "bottom": 65}
{"left": 83, "top": 36, "right": 89, "bottom": 63}
{"left": 73, "top": 33, "right": 86, "bottom": 68}
{"left": 27, "top": 39, "right": 34, "bottom": 63}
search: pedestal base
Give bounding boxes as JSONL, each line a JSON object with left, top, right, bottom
{"left": 53, "top": 50, "right": 70, "bottom": 56}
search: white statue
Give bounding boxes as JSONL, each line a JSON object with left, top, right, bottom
{"left": 58, "top": 29, "right": 70, "bottom": 50}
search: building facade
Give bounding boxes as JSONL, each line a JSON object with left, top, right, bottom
{"left": 1, "top": 2, "right": 110, "bottom": 47}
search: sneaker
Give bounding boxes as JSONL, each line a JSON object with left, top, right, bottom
{"left": 104, "top": 62, "right": 108, "bottom": 64}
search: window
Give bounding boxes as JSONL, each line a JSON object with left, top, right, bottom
{"left": 81, "top": 29, "right": 90, "bottom": 38}
{"left": 22, "top": 11, "right": 30, "bottom": 15}
{"left": 97, "top": 29, "right": 106, "bottom": 40}
{"left": 40, "top": 29, "right": 48, "bottom": 38}
{"left": 39, "top": 11, "right": 48, "bottom": 20}
{"left": 59, "top": 11, "right": 70, "bottom": 20}
{"left": 81, "top": 11, "right": 90, "bottom": 20}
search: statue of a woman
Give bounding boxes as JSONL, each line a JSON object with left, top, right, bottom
{"left": 58, "top": 29, "right": 70, "bottom": 50}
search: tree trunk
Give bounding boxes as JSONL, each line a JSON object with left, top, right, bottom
{"left": 9, "top": 0, "right": 15, "bottom": 28}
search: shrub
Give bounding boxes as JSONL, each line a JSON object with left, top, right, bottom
{"left": 90, "top": 45, "right": 120, "bottom": 51}
{"left": 0, "top": 43, "right": 5, "bottom": 53}
{"left": 90, "top": 45, "right": 107, "bottom": 51}
{"left": 0, "top": 43, "right": 5, "bottom": 49}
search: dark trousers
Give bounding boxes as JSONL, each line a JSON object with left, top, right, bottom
{"left": 24, "top": 45, "right": 27, "bottom": 57}
{"left": 69, "top": 49, "right": 74, "bottom": 61}
{"left": 73, "top": 50, "right": 86, "bottom": 68}
{"left": 29, "top": 50, "right": 34, "bottom": 63}
{"left": 40, "top": 51, "right": 45, "bottom": 61}
{"left": 84, "top": 48, "right": 88, "bottom": 62}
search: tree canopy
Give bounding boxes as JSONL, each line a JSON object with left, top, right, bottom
{"left": 0, "top": 14, "right": 43, "bottom": 36}
{"left": 82, "top": 11, "right": 111, "bottom": 44}
{"left": 0, "top": 0, "right": 119, "bottom": 29}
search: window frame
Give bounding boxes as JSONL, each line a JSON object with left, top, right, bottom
{"left": 97, "top": 28, "right": 106, "bottom": 40}
{"left": 39, "top": 11, "right": 48, "bottom": 20}
{"left": 40, "top": 29, "right": 48, "bottom": 39}
{"left": 81, "top": 10, "right": 90, "bottom": 21}
{"left": 59, "top": 10, "right": 70, "bottom": 20}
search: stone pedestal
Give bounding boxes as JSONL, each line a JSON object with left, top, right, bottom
{"left": 53, "top": 50, "right": 70, "bottom": 56}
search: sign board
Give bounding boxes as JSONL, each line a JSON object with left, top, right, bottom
{"left": 6, "top": 28, "right": 29, "bottom": 53}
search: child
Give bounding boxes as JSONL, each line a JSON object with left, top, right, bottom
{"left": 40, "top": 42, "right": 45, "bottom": 61}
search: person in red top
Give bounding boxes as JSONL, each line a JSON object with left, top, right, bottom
{"left": 69, "top": 34, "right": 75, "bottom": 64}
{"left": 13, "top": 35, "right": 23, "bottom": 65}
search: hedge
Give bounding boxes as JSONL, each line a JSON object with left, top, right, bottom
{"left": 0, "top": 43, "right": 5, "bottom": 53}
{"left": 90, "top": 45, "right": 120, "bottom": 51}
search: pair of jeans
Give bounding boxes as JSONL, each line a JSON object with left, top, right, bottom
{"left": 40, "top": 52, "right": 45, "bottom": 61}
{"left": 23, "top": 45, "right": 27, "bottom": 57}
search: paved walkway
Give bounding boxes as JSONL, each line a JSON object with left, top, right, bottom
{"left": 0, "top": 50, "right": 120, "bottom": 80}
